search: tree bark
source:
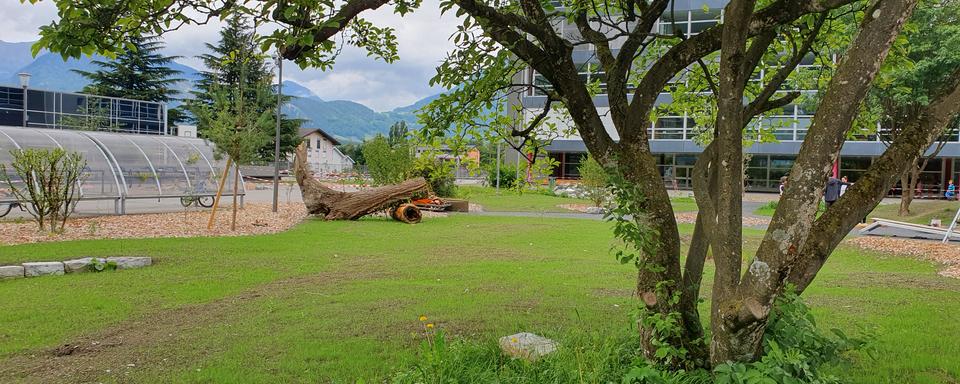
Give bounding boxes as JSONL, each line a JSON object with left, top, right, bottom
{"left": 718, "top": 0, "right": 918, "bottom": 364}
{"left": 898, "top": 160, "right": 917, "bottom": 216}
{"left": 293, "top": 144, "right": 428, "bottom": 220}
{"left": 790, "top": 69, "right": 960, "bottom": 293}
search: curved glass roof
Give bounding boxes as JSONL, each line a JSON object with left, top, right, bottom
{"left": 0, "top": 126, "right": 242, "bottom": 203}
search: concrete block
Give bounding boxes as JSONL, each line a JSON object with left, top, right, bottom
{"left": 22, "top": 262, "right": 65, "bottom": 277}
{"left": 0, "top": 265, "right": 25, "bottom": 280}
{"left": 105, "top": 257, "right": 152, "bottom": 270}
{"left": 63, "top": 258, "right": 107, "bottom": 273}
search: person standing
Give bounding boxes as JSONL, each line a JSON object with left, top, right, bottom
{"left": 946, "top": 179, "right": 956, "bottom": 199}
{"left": 824, "top": 176, "right": 843, "bottom": 206}
{"left": 839, "top": 176, "right": 849, "bottom": 196}
{"left": 779, "top": 176, "right": 788, "bottom": 196}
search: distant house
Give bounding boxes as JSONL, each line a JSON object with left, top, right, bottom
{"left": 415, "top": 144, "right": 481, "bottom": 164}
{"left": 296, "top": 128, "right": 355, "bottom": 175}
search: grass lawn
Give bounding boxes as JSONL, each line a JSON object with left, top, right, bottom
{"left": 868, "top": 199, "right": 960, "bottom": 225}
{"left": 752, "top": 198, "right": 960, "bottom": 227}
{"left": 457, "top": 185, "right": 699, "bottom": 213}
{"left": 0, "top": 215, "right": 958, "bottom": 383}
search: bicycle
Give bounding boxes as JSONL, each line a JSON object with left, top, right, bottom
{"left": 0, "top": 202, "right": 23, "bottom": 218}
{"left": 180, "top": 181, "right": 214, "bottom": 208}
{"left": 180, "top": 194, "right": 214, "bottom": 208}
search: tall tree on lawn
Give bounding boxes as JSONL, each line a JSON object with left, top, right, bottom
{"left": 72, "top": 35, "right": 184, "bottom": 126}
{"left": 188, "top": 15, "right": 302, "bottom": 162}
{"left": 422, "top": 0, "right": 960, "bottom": 367}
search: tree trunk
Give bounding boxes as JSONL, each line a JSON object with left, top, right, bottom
{"left": 789, "top": 70, "right": 960, "bottom": 293}
{"left": 898, "top": 160, "right": 917, "bottom": 216}
{"left": 717, "top": 0, "right": 918, "bottom": 364}
{"left": 293, "top": 144, "right": 429, "bottom": 220}
{"left": 232, "top": 163, "right": 239, "bottom": 231}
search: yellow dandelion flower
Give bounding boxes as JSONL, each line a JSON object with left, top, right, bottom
{"left": 419, "top": 315, "right": 427, "bottom": 322}
{"left": 511, "top": 337, "right": 518, "bottom": 343}
{"left": 426, "top": 323, "right": 435, "bottom": 329}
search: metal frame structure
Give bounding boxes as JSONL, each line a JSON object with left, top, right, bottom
{"left": 0, "top": 85, "right": 168, "bottom": 135}
{"left": 0, "top": 125, "right": 244, "bottom": 214}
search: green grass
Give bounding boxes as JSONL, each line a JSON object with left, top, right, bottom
{"left": 752, "top": 198, "right": 960, "bottom": 227}
{"left": 457, "top": 186, "right": 699, "bottom": 213}
{"left": 0, "top": 215, "right": 958, "bottom": 383}
{"left": 868, "top": 199, "right": 960, "bottom": 225}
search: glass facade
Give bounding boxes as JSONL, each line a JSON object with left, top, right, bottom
{"left": 0, "top": 126, "right": 240, "bottom": 206}
{"left": 0, "top": 86, "right": 167, "bottom": 135}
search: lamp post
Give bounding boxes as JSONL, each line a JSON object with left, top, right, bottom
{"left": 272, "top": 51, "right": 283, "bottom": 213}
{"left": 18, "top": 72, "right": 30, "bottom": 128}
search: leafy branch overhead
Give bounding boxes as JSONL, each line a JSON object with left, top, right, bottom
{"left": 25, "top": 0, "right": 420, "bottom": 69}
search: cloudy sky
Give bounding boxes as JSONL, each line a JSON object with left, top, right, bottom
{"left": 1, "top": 1, "right": 461, "bottom": 111}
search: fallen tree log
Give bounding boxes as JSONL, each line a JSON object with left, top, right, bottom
{"left": 390, "top": 203, "right": 422, "bottom": 224}
{"left": 293, "top": 144, "right": 428, "bottom": 220}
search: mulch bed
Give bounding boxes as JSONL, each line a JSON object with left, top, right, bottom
{"left": 846, "top": 236, "right": 960, "bottom": 279}
{"left": 0, "top": 203, "right": 309, "bottom": 246}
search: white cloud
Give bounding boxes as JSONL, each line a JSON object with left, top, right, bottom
{"left": 0, "top": 0, "right": 460, "bottom": 111}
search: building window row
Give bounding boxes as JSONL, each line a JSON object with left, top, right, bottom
{"left": 0, "top": 86, "right": 167, "bottom": 135}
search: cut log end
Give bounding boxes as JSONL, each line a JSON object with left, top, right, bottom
{"left": 391, "top": 203, "right": 422, "bottom": 224}
{"left": 641, "top": 291, "right": 658, "bottom": 308}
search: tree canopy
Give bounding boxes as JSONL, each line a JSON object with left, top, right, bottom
{"left": 186, "top": 16, "right": 302, "bottom": 161}
{"left": 73, "top": 35, "right": 183, "bottom": 103}
{"left": 25, "top": 0, "right": 418, "bottom": 69}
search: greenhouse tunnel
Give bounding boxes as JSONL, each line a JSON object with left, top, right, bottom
{"left": 0, "top": 125, "right": 244, "bottom": 214}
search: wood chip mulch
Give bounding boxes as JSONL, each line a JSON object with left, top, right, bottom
{"left": 0, "top": 203, "right": 309, "bottom": 246}
{"left": 846, "top": 237, "right": 960, "bottom": 279}
{"left": 674, "top": 212, "right": 771, "bottom": 227}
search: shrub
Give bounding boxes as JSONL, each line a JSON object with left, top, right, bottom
{"left": 578, "top": 154, "right": 609, "bottom": 207}
{"left": 0, "top": 148, "right": 86, "bottom": 233}
{"left": 362, "top": 135, "right": 413, "bottom": 186}
{"left": 485, "top": 163, "right": 519, "bottom": 189}
{"left": 411, "top": 156, "right": 457, "bottom": 197}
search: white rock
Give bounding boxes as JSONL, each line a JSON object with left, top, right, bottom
{"left": 22, "top": 262, "right": 65, "bottom": 277}
{"left": 0, "top": 265, "right": 25, "bottom": 280}
{"left": 498, "top": 332, "right": 557, "bottom": 362}
{"left": 63, "top": 258, "right": 104, "bottom": 273}
{"left": 585, "top": 206, "right": 603, "bottom": 214}
{"left": 106, "top": 257, "right": 152, "bottom": 270}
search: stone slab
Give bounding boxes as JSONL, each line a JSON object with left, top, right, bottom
{"left": 498, "top": 332, "right": 557, "bottom": 362}
{"left": 63, "top": 258, "right": 107, "bottom": 273}
{"left": 22, "top": 262, "right": 65, "bottom": 277}
{"left": 0, "top": 265, "right": 25, "bottom": 280}
{"left": 105, "top": 257, "right": 152, "bottom": 270}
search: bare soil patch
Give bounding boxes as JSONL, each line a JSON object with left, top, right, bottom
{"left": 846, "top": 237, "right": 960, "bottom": 279}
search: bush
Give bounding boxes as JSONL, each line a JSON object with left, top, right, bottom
{"left": 578, "top": 154, "right": 609, "bottom": 207}
{"left": 411, "top": 156, "right": 457, "bottom": 197}
{"left": 485, "top": 163, "right": 520, "bottom": 189}
{"left": 0, "top": 148, "right": 86, "bottom": 233}
{"left": 362, "top": 135, "right": 412, "bottom": 186}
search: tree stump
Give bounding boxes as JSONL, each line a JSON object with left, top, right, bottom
{"left": 293, "top": 144, "right": 428, "bottom": 220}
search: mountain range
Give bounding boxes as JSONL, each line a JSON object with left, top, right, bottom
{"left": 0, "top": 40, "right": 437, "bottom": 142}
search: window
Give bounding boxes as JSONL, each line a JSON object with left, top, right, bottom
{"left": 116, "top": 100, "right": 135, "bottom": 118}
{"left": 563, "top": 152, "right": 584, "bottom": 178}
{"left": 654, "top": 117, "right": 684, "bottom": 140}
